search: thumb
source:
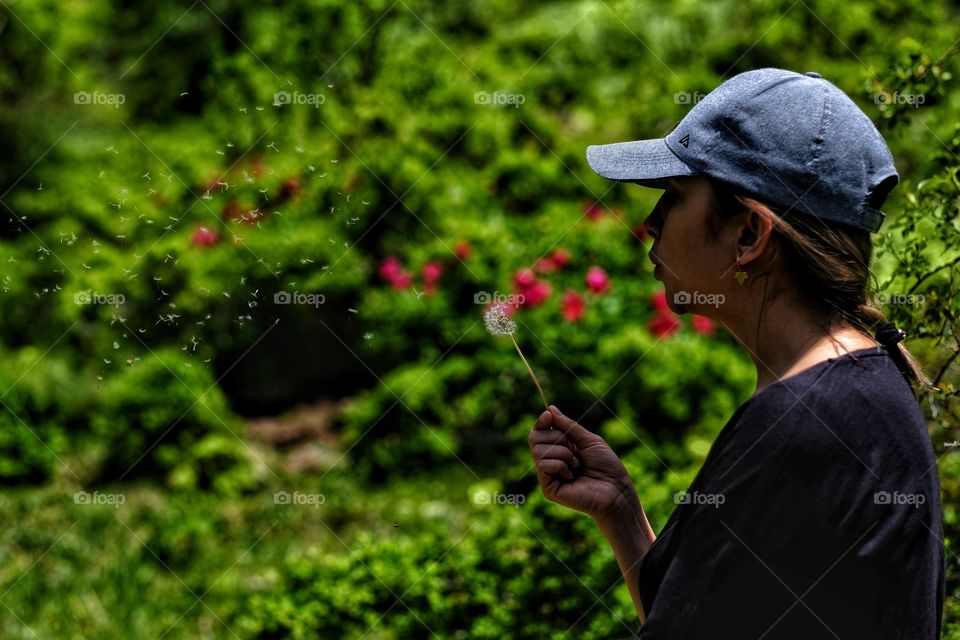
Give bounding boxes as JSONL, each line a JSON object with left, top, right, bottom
{"left": 548, "top": 405, "right": 600, "bottom": 447}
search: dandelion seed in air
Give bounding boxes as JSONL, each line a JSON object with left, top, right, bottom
{"left": 483, "top": 303, "right": 549, "bottom": 410}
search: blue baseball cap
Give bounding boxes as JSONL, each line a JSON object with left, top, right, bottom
{"left": 586, "top": 68, "right": 898, "bottom": 233}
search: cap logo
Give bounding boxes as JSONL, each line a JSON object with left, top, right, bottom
{"left": 678, "top": 134, "right": 689, "bottom": 148}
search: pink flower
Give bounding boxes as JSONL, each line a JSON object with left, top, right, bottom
{"left": 422, "top": 261, "right": 444, "bottom": 296}
{"left": 454, "top": 241, "right": 472, "bottom": 261}
{"left": 520, "top": 281, "right": 552, "bottom": 307}
{"left": 533, "top": 257, "right": 557, "bottom": 273}
{"left": 649, "top": 310, "right": 680, "bottom": 338}
{"left": 513, "top": 268, "right": 537, "bottom": 290}
{"left": 379, "top": 256, "right": 403, "bottom": 281}
{"left": 561, "top": 290, "right": 586, "bottom": 322}
{"left": 423, "top": 261, "right": 444, "bottom": 285}
{"left": 692, "top": 315, "right": 715, "bottom": 336}
{"left": 585, "top": 266, "right": 611, "bottom": 294}
{"left": 389, "top": 271, "right": 412, "bottom": 290}
{"left": 551, "top": 248, "right": 570, "bottom": 268}
{"left": 378, "top": 256, "right": 412, "bottom": 290}
{"left": 191, "top": 225, "right": 219, "bottom": 247}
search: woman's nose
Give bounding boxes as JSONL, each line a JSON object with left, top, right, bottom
{"left": 642, "top": 215, "right": 659, "bottom": 241}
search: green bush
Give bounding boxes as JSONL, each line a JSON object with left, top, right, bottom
{"left": 89, "top": 347, "right": 261, "bottom": 493}
{"left": 0, "top": 348, "right": 83, "bottom": 483}
{"left": 238, "top": 492, "right": 637, "bottom": 640}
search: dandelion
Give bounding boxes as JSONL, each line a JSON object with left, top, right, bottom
{"left": 483, "top": 304, "right": 549, "bottom": 410}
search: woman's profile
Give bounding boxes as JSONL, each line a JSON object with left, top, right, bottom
{"left": 528, "top": 68, "right": 945, "bottom": 639}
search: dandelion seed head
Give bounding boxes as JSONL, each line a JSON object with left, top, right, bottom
{"left": 483, "top": 304, "right": 516, "bottom": 336}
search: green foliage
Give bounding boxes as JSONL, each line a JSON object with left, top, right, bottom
{"left": 0, "top": 348, "right": 82, "bottom": 482}
{"left": 238, "top": 493, "right": 636, "bottom": 640}
{"left": 0, "top": 0, "right": 959, "bottom": 638}
{"left": 89, "top": 347, "right": 261, "bottom": 493}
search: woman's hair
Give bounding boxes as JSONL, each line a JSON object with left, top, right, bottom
{"left": 704, "top": 177, "right": 933, "bottom": 396}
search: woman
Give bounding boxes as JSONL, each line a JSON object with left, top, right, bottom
{"left": 528, "top": 68, "right": 945, "bottom": 639}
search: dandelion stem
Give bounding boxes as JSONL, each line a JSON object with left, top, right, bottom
{"left": 510, "top": 334, "right": 549, "bottom": 410}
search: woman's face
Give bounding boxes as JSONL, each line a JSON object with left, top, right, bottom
{"left": 642, "top": 176, "right": 733, "bottom": 315}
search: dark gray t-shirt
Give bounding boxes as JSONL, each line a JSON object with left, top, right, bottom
{"left": 636, "top": 346, "right": 945, "bottom": 639}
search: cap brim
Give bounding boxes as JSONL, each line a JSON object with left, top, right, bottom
{"left": 586, "top": 138, "right": 697, "bottom": 188}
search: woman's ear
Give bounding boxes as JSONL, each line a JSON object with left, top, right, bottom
{"left": 735, "top": 198, "right": 776, "bottom": 267}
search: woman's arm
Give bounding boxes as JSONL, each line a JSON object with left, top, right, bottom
{"left": 595, "top": 493, "right": 657, "bottom": 624}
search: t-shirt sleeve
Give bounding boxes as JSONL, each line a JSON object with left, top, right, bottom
{"left": 637, "top": 390, "right": 924, "bottom": 639}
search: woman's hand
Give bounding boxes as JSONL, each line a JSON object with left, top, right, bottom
{"left": 528, "top": 404, "right": 640, "bottom": 521}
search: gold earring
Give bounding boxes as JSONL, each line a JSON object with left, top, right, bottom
{"left": 735, "top": 255, "right": 748, "bottom": 285}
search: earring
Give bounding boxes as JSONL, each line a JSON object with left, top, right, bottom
{"left": 735, "top": 254, "right": 748, "bottom": 285}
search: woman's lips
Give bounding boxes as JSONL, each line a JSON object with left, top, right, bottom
{"left": 654, "top": 264, "right": 662, "bottom": 280}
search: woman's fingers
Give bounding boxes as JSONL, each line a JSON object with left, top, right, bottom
{"left": 528, "top": 427, "right": 569, "bottom": 447}
{"left": 548, "top": 405, "right": 601, "bottom": 448}
{"left": 528, "top": 429, "right": 579, "bottom": 467}
{"left": 536, "top": 458, "right": 574, "bottom": 482}
{"left": 534, "top": 409, "right": 554, "bottom": 430}
{"left": 532, "top": 442, "right": 580, "bottom": 467}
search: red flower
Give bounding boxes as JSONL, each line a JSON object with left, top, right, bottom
{"left": 551, "top": 248, "right": 570, "bottom": 268}
{"left": 454, "top": 240, "right": 472, "bottom": 261}
{"left": 389, "top": 271, "right": 412, "bottom": 290}
{"left": 584, "top": 201, "right": 604, "bottom": 221}
{"left": 191, "top": 225, "right": 219, "bottom": 247}
{"left": 513, "top": 268, "right": 537, "bottom": 290}
{"left": 585, "top": 266, "right": 611, "bottom": 294}
{"left": 651, "top": 289, "right": 670, "bottom": 312}
{"left": 562, "top": 290, "right": 586, "bottom": 322}
{"left": 520, "top": 281, "right": 552, "bottom": 307}
{"left": 649, "top": 310, "right": 680, "bottom": 338}
{"left": 692, "top": 315, "right": 715, "bottom": 336}
{"left": 533, "top": 257, "right": 557, "bottom": 273}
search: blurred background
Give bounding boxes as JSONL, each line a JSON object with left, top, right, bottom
{"left": 0, "top": 0, "right": 959, "bottom": 637}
